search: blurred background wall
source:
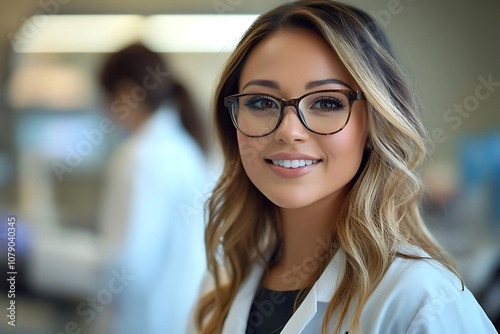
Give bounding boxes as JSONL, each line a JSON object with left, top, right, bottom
{"left": 0, "top": 0, "right": 499, "bottom": 333}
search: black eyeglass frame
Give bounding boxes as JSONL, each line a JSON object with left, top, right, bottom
{"left": 223, "top": 89, "right": 366, "bottom": 137}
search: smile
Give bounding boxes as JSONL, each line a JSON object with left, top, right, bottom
{"left": 269, "top": 159, "right": 321, "bottom": 169}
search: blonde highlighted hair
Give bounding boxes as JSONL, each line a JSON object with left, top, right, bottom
{"left": 196, "top": 1, "right": 461, "bottom": 333}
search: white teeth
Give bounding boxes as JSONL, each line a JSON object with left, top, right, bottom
{"left": 271, "top": 159, "right": 320, "bottom": 168}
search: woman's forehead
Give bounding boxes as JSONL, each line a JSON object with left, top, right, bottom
{"left": 238, "top": 29, "right": 359, "bottom": 94}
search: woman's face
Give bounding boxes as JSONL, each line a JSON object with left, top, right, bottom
{"left": 237, "top": 29, "right": 368, "bottom": 210}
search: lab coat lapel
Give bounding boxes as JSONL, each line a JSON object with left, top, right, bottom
{"left": 221, "top": 260, "right": 266, "bottom": 334}
{"left": 281, "top": 249, "right": 346, "bottom": 334}
{"left": 280, "top": 285, "right": 318, "bottom": 333}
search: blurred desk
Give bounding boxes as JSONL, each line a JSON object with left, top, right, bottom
{"left": 28, "top": 228, "right": 102, "bottom": 298}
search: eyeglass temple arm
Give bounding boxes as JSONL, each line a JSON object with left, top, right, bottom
{"left": 354, "top": 91, "right": 365, "bottom": 100}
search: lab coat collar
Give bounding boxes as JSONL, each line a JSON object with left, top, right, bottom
{"left": 222, "top": 248, "right": 347, "bottom": 334}
{"left": 281, "top": 250, "right": 346, "bottom": 333}
{"left": 222, "top": 257, "right": 266, "bottom": 334}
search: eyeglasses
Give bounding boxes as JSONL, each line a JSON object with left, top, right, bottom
{"left": 224, "top": 89, "right": 365, "bottom": 137}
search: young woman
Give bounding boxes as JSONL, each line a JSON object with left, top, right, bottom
{"left": 191, "top": 1, "right": 497, "bottom": 333}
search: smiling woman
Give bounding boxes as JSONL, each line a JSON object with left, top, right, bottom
{"left": 189, "top": 1, "right": 497, "bottom": 334}
{"left": 234, "top": 29, "right": 368, "bottom": 212}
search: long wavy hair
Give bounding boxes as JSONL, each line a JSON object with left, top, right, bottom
{"left": 196, "top": 1, "right": 461, "bottom": 333}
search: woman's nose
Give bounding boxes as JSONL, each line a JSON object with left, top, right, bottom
{"left": 273, "top": 106, "right": 310, "bottom": 143}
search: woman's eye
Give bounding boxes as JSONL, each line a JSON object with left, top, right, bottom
{"left": 310, "top": 98, "right": 346, "bottom": 111}
{"left": 245, "top": 97, "right": 278, "bottom": 110}
{"left": 260, "top": 99, "right": 276, "bottom": 108}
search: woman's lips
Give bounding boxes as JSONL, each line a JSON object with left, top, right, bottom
{"left": 265, "top": 158, "right": 321, "bottom": 178}
{"left": 269, "top": 159, "right": 321, "bottom": 168}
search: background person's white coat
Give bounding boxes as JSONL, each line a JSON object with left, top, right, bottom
{"left": 100, "top": 107, "right": 207, "bottom": 334}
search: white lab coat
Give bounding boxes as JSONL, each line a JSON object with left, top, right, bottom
{"left": 190, "top": 245, "right": 497, "bottom": 333}
{"left": 100, "top": 107, "right": 207, "bottom": 334}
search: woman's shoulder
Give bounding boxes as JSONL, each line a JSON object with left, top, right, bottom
{"left": 382, "top": 245, "right": 463, "bottom": 296}
{"left": 362, "top": 245, "right": 496, "bottom": 333}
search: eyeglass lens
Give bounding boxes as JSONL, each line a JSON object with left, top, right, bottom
{"left": 231, "top": 91, "right": 350, "bottom": 136}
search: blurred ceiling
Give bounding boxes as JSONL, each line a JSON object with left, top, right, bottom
{"left": 0, "top": 0, "right": 291, "bottom": 38}
{"left": 0, "top": 0, "right": 291, "bottom": 80}
{"left": 1, "top": 0, "right": 499, "bottom": 81}
{"left": 48, "top": 0, "right": 289, "bottom": 14}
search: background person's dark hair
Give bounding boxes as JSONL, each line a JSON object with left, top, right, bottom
{"left": 99, "top": 43, "right": 208, "bottom": 154}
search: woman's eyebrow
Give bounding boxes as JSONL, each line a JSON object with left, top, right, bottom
{"left": 241, "top": 79, "right": 280, "bottom": 90}
{"left": 241, "top": 78, "right": 354, "bottom": 91}
{"left": 305, "top": 78, "right": 353, "bottom": 90}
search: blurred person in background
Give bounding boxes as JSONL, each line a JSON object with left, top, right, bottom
{"left": 98, "top": 43, "right": 208, "bottom": 334}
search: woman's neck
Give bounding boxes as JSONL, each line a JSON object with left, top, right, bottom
{"left": 263, "top": 189, "right": 346, "bottom": 291}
